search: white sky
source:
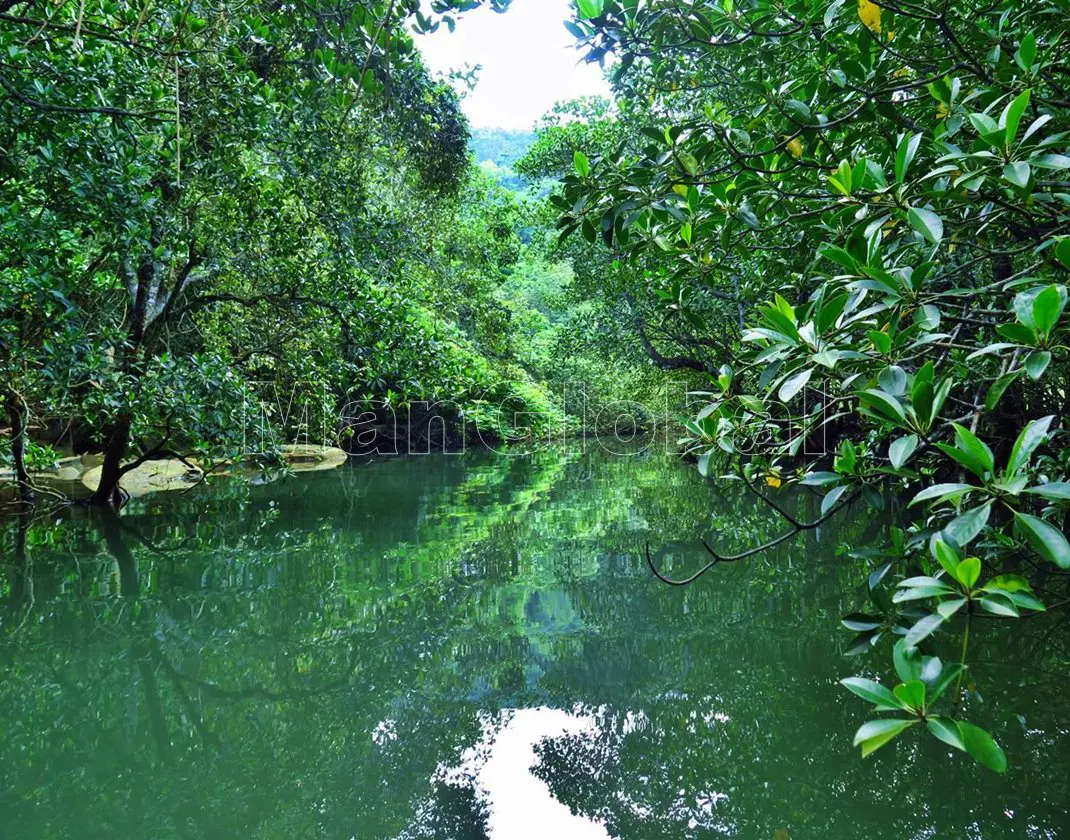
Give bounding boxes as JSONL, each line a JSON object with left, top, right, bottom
{"left": 417, "top": 0, "right": 610, "bottom": 130}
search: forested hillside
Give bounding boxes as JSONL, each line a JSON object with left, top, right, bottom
{"left": 470, "top": 128, "right": 537, "bottom": 169}
{"left": 470, "top": 128, "right": 536, "bottom": 192}
{"left": 0, "top": 1, "right": 681, "bottom": 509}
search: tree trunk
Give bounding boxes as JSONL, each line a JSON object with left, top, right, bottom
{"left": 88, "top": 245, "right": 157, "bottom": 508}
{"left": 6, "top": 389, "right": 35, "bottom": 507}
{"left": 99, "top": 510, "right": 139, "bottom": 596}
{"left": 91, "top": 412, "right": 133, "bottom": 507}
{"left": 10, "top": 509, "right": 30, "bottom": 605}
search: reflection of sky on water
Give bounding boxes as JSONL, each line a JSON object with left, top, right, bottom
{"left": 453, "top": 708, "right": 609, "bottom": 839}
{"left": 403, "top": 704, "right": 739, "bottom": 838}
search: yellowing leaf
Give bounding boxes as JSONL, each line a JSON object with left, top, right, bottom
{"left": 766, "top": 475, "right": 783, "bottom": 489}
{"left": 858, "top": 0, "right": 881, "bottom": 33}
{"left": 786, "top": 137, "right": 803, "bottom": 159}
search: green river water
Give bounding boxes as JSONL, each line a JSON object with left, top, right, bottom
{"left": 1, "top": 444, "right": 1068, "bottom": 838}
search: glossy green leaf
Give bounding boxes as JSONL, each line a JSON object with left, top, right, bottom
{"left": 958, "top": 721, "right": 1007, "bottom": 773}
{"left": 936, "top": 597, "right": 968, "bottom": 618}
{"left": 895, "top": 133, "right": 922, "bottom": 183}
{"left": 979, "top": 594, "right": 1020, "bottom": 617}
{"left": 1025, "top": 350, "right": 1051, "bottom": 380}
{"left": 853, "top": 718, "right": 918, "bottom": 756}
{"left": 1032, "top": 285, "right": 1065, "bottom": 335}
{"left": 905, "top": 612, "right": 944, "bottom": 647}
{"left": 893, "top": 679, "right": 926, "bottom": 712}
{"left": 1001, "top": 89, "right": 1031, "bottom": 144}
{"left": 894, "top": 584, "right": 960, "bottom": 603}
{"left": 576, "top": 0, "right": 605, "bottom": 20}
{"left": 1015, "top": 32, "right": 1036, "bottom": 71}
{"left": 1007, "top": 415, "right": 1054, "bottom": 476}
{"left": 927, "top": 717, "right": 966, "bottom": 751}
{"left": 858, "top": 389, "right": 906, "bottom": 425}
{"left": 1024, "top": 481, "right": 1070, "bottom": 500}
{"left": 985, "top": 370, "right": 1021, "bottom": 411}
{"left": 1003, "top": 161, "right": 1031, "bottom": 189}
{"left": 956, "top": 556, "right": 981, "bottom": 589}
{"left": 944, "top": 504, "right": 991, "bottom": 548}
{"left": 952, "top": 423, "right": 995, "bottom": 476}
{"left": 867, "top": 329, "right": 892, "bottom": 355}
{"left": 841, "top": 677, "right": 909, "bottom": 711}
{"left": 930, "top": 532, "right": 961, "bottom": 577}
{"left": 1014, "top": 512, "right": 1070, "bottom": 569}
{"left": 841, "top": 613, "right": 882, "bottom": 632}
{"left": 889, "top": 434, "right": 919, "bottom": 469}
{"left": 821, "top": 484, "right": 849, "bottom": 516}
{"left": 779, "top": 368, "right": 812, "bottom": 402}
{"left": 911, "top": 483, "right": 975, "bottom": 507}
{"left": 890, "top": 638, "right": 920, "bottom": 683}
{"left": 907, "top": 206, "right": 943, "bottom": 244}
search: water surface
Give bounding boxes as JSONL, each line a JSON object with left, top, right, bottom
{"left": 1, "top": 445, "right": 1067, "bottom": 838}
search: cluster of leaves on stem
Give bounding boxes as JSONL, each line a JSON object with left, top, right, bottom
{"left": 557, "top": 0, "right": 1070, "bottom": 769}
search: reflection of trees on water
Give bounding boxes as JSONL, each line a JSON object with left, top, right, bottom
{"left": 0, "top": 447, "right": 1067, "bottom": 839}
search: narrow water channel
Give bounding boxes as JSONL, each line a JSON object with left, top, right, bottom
{"left": 1, "top": 445, "right": 1067, "bottom": 838}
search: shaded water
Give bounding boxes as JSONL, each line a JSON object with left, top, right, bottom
{"left": 1, "top": 445, "right": 1068, "bottom": 838}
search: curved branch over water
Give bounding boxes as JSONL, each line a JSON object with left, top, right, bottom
{"left": 645, "top": 488, "right": 861, "bottom": 586}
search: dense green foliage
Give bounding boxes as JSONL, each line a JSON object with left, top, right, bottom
{"left": 0, "top": 0, "right": 594, "bottom": 505}
{"left": 555, "top": 0, "right": 1070, "bottom": 769}
{"left": 471, "top": 127, "right": 537, "bottom": 167}
{"left": 1, "top": 1, "right": 682, "bottom": 509}
{"left": 4, "top": 0, "right": 1069, "bottom": 784}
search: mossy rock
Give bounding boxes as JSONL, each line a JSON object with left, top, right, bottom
{"left": 1, "top": 458, "right": 86, "bottom": 493}
{"left": 81, "top": 459, "right": 203, "bottom": 498}
{"left": 281, "top": 444, "right": 349, "bottom": 472}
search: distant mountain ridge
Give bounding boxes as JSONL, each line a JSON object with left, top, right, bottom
{"left": 470, "top": 127, "right": 536, "bottom": 168}
{"left": 469, "top": 127, "right": 536, "bottom": 193}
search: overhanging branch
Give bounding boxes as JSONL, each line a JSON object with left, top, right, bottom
{"left": 645, "top": 487, "right": 861, "bottom": 586}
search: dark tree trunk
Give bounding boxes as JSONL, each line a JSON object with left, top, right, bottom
{"left": 87, "top": 242, "right": 161, "bottom": 508}
{"left": 6, "top": 389, "right": 35, "bottom": 507}
{"left": 86, "top": 236, "right": 200, "bottom": 508}
{"left": 99, "top": 510, "right": 139, "bottom": 597}
{"left": 91, "top": 412, "right": 133, "bottom": 507}
{"left": 10, "top": 508, "right": 30, "bottom": 605}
